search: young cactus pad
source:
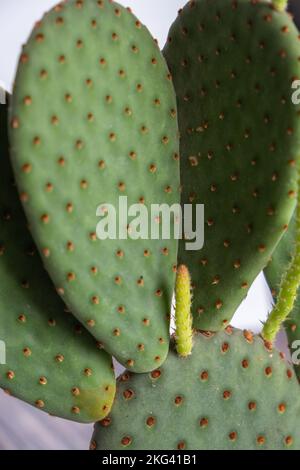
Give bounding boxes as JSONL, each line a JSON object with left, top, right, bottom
{"left": 163, "top": 0, "right": 300, "bottom": 331}
{"left": 91, "top": 328, "right": 300, "bottom": 450}
{"left": 0, "top": 99, "right": 115, "bottom": 423}
{"left": 9, "top": 0, "right": 180, "bottom": 372}
{"left": 264, "top": 213, "right": 300, "bottom": 375}
{"left": 175, "top": 265, "right": 193, "bottom": 357}
{"left": 273, "top": 0, "right": 288, "bottom": 12}
{"left": 262, "top": 167, "right": 300, "bottom": 342}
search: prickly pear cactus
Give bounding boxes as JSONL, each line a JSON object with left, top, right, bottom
{"left": 264, "top": 213, "right": 300, "bottom": 373}
{"left": 163, "top": 0, "right": 300, "bottom": 331}
{"left": 9, "top": 0, "right": 180, "bottom": 372}
{"left": 92, "top": 329, "right": 300, "bottom": 450}
{"left": 0, "top": 98, "right": 115, "bottom": 423}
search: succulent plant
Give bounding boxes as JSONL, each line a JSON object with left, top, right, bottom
{"left": 163, "top": 0, "right": 300, "bottom": 332}
{"left": 92, "top": 187, "right": 300, "bottom": 449}
{"left": 0, "top": 97, "right": 116, "bottom": 423}
{"left": 9, "top": 0, "right": 180, "bottom": 373}
{"left": 3, "top": 0, "right": 300, "bottom": 451}
{"left": 91, "top": 2, "right": 300, "bottom": 448}
{"left": 92, "top": 326, "right": 300, "bottom": 450}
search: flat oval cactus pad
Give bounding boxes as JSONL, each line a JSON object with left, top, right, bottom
{"left": 92, "top": 329, "right": 300, "bottom": 450}
{"left": 0, "top": 97, "right": 115, "bottom": 423}
{"left": 9, "top": 0, "right": 180, "bottom": 372}
{"left": 163, "top": 0, "right": 300, "bottom": 331}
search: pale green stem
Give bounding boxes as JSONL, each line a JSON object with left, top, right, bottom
{"left": 175, "top": 265, "right": 193, "bottom": 357}
{"left": 262, "top": 176, "right": 300, "bottom": 342}
{"left": 272, "top": 0, "right": 288, "bottom": 11}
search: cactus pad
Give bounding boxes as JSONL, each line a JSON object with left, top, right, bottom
{"left": 0, "top": 98, "right": 115, "bottom": 423}
{"left": 163, "top": 0, "right": 300, "bottom": 331}
{"left": 9, "top": 0, "right": 180, "bottom": 372}
{"left": 92, "top": 328, "right": 300, "bottom": 450}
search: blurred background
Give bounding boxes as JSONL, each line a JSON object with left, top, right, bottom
{"left": 0, "top": 0, "right": 297, "bottom": 450}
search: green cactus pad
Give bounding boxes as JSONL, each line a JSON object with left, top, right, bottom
{"left": 92, "top": 328, "right": 300, "bottom": 450}
{"left": 163, "top": 0, "right": 300, "bottom": 331}
{"left": 264, "top": 213, "right": 300, "bottom": 374}
{"left": 0, "top": 98, "right": 115, "bottom": 423}
{"left": 9, "top": 0, "right": 180, "bottom": 372}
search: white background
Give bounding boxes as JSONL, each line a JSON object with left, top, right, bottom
{"left": 0, "top": 0, "right": 277, "bottom": 450}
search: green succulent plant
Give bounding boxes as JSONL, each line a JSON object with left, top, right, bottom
{"left": 1, "top": 0, "right": 300, "bottom": 451}
{"left": 163, "top": 0, "right": 300, "bottom": 332}
{"left": 0, "top": 97, "right": 116, "bottom": 423}
{"left": 92, "top": 328, "right": 300, "bottom": 450}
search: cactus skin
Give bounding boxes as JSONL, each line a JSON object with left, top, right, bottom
{"left": 0, "top": 98, "right": 115, "bottom": 423}
{"left": 9, "top": 0, "right": 180, "bottom": 373}
{"left": 163, "top": 0, "right": 300, "bottom": 332}
{"left": 264, "top": 213, "right": 300, "bottom": 375}
{"left": 92, "top": 328, "right": 300, "bottom": 450}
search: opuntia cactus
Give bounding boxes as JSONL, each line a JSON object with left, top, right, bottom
{"left": 93, "top": 209, "right": 300, "bottom": 449}
{"left": 0, "top": 97, "right": 116, "bottom": 423}
{"left": 9, "top": 0, "right": 180, "bottom": 373}
{"left": 92, "top": 224, "right": 300, "bottom": 450}
{"left": 92, "top": 328, "right": 300, "bottom": 450}
{"left": 4, "top": 0, "right": 300, "bottom": 451}
{"left": 163, "top": 0, "right": 300, "bottom": 332}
